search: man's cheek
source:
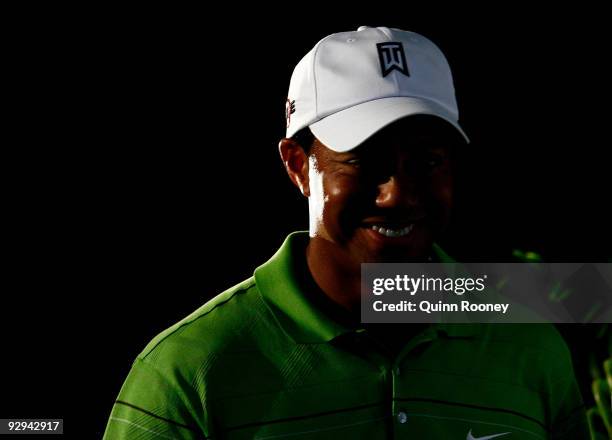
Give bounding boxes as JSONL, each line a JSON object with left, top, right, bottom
{"left": 326, "top": 197, "right": 365, "bottom": 239}
{"left": 429, "top": 178, "right": 453, "bottom": 213}
{"left": 425, "top": 193, "right": 452, "bottom": 231}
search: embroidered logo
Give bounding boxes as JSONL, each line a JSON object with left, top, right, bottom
{"left": 376, "top": 42, "right": 410, "bottom": 77}
{"left": 285, "top": 99, "right": 296, "bottom": 128}
{"left": 466, "top": 429, "right": 511, "bottom": 440}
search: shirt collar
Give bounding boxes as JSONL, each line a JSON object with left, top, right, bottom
{"left": 254, "top": 231, "right": 480, "bottom": 344}
{"left": 254, "top": 232, "right": 350, "bottom": 344}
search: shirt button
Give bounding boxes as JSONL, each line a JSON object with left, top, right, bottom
{"left": 397, "top": 411, "right": 408, "bottom": 424}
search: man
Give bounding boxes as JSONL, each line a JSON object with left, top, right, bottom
{"left": 104, "top": 26, "right": 589, "bottom": 439}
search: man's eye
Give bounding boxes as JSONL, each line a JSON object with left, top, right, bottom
{"left": 427, "top": 157, "right": 442, "bottom": 167}
{"left": 424, "top": 154, "right": 444, "bottom": 168}
{"left": 346, "top": 158, "right": 361, "bottom": 165}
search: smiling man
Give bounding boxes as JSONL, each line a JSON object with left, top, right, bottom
{"left": 105, "top": 26, "right": 589, "bottom": 439}
{"left": 282, "top": 116, "right": 459, "bottom": 322}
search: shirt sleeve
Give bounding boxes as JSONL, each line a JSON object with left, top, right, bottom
{"left": 103, "top": 357, "right": 211, "bottom": 440}
{"left": 550, "top": 359, "right": 590, "bottom": 439}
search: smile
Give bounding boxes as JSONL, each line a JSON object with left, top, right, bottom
{"left": 370, "top": 224, "right": 414, "bottom": 238}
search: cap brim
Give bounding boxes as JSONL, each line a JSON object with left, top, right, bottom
{"left": 309, "top": 96, "right": 470, "bottom": 152}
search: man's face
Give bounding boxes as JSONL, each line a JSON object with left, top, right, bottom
{"left": 307, "top": 116, "right": 457, "bottom": 263}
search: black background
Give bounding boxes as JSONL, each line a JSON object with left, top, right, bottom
{"left": 1, "top": 5, "right": 610, "bottom": 438}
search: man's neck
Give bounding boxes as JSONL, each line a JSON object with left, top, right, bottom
{"left": 305, "top": 236, "right": 362, "bottom": 320}
{"left": 304, "top": 236, "right": 439, "bottom": 320}
{"left": 303, "top": 235, "right": 434, "bottom": 357}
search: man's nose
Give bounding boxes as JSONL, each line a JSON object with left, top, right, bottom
{"left": 375, "top": 174, "right": 421, "bottom": 209}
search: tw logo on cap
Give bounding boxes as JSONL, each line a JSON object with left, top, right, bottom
{"left": 285, "top": 99, "right": 296, "bottom": 128}
{"left": 376, "top": 42, "right": 410, "bottom": 77}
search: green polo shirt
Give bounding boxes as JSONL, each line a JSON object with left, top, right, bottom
{"left": 104, "top": 232, "right": 589, "bottom": 439}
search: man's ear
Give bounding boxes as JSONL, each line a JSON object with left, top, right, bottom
{"left": 278, "top": 138, "right": 310, "bottom": 197}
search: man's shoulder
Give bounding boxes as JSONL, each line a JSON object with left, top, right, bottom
{"left": 135, "top": 276, "right": 276, "bottom": 371}
{"left": 472, "top": 323, "right": 573, "bottom": 365}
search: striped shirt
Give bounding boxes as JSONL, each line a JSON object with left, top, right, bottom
{"left": 104, "top": 232, "right": 589, "bottom": 439}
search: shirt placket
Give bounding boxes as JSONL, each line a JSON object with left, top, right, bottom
{"left": 391, "top": 327, "right": 439, "bottom": 438}
{"left": 355, "top": 327, "right": 439, "bottom": 438}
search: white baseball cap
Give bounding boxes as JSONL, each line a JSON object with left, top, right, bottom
{"left": 285, "top": 26, "right": 469, "bottom": 152}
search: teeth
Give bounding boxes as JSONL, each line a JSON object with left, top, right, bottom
{"left": 371, "top": 224, "right": 413, "bottom": 237}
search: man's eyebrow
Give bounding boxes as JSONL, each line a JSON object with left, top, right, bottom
{"left": 348, "top": 143, "right": 379, "bottom": 155}
{"left": 334, "top": 150, "right": 362, "bottom": 158}
{"left": 422, "top": 143, "right": 452, "bottom": 150}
